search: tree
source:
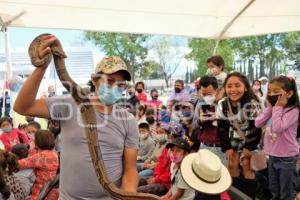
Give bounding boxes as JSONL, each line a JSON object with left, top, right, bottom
{"left": 187, "top": 39, "right": 234, "bottom": 77}
{"left": 84, "top": 32, "right": 150, "bottom": 83}
{"left": 139, "top": 60, "right": 164, "bottom": 79}
{"left": 150, "top": 37, "right": 184, "bottom": 88}
{"left": 230, "top": 32, "right": 300, "bottom": 80}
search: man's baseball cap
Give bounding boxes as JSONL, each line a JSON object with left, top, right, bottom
{"left": 95, "top": 56, "right": 131, "bottom": 81}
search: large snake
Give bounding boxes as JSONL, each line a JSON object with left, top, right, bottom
{"left": 29, "top": 34, "right": 160, "bottom": 200}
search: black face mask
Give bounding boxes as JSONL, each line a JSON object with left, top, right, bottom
{"left": 146, "top": 116, "right": 155, "bottom": 124}
{"left": 137, "top": 89, "right": 143, "bottom": 93}
{"left": 152, "top": 96, "right": 158, "bottom": 100}
{"left": 128, "top": 92, "right": 133, "bottom": 96}
{"left": 175, "top": 88, "right": 181, "bottom": 93}
{"left": 182, "top": 124, "right": 189, "bottom": 130}
{"left": 267, "top": 95, "right": 280, "bottom": 106}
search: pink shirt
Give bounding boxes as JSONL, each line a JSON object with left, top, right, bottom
{"left": 0, "top": 128, "right": 30, "bottom": 151}
{"left": 255, "top": 106, "right": 299, "bottom": 157}
{"left": 137, "top": 92, "right": 148, "bottom": 102}
{"left": 146, "top": 99, "right": 163, "bottom": 109}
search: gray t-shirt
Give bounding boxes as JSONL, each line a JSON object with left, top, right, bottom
{"left": 170, "top": 163, "right": 195, "bottom": 200}
{"left": 46, "top": 95, "right": 139, "bottom": 200}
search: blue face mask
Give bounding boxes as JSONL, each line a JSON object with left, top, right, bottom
{"left": 2, "top": 127, "right": 12, "bottom": 133}
{"left": 182, "top": 111, "right": 192, "bottom": 117}
{"left": 97, "top": 84, "right": 123, "bottom": 105}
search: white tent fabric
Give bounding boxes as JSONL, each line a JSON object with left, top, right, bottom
{"left": 0, "top": 0, "right": 300, "bottom": 39}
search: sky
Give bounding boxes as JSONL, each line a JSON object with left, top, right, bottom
{"left": 0, "top": 27, "right": 87, "bottom": 48}
{"left": 0, "top": 27, "right": 194, "bottom": 77}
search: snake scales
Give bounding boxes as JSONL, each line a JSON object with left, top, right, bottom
{"left": 29, "top": 34, "right": 160, "bottom": 200}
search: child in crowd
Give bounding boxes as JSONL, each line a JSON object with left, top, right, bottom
{"left": 139, "top": 125, "right": 169, "bottom": 177}
{"left": 137, "top": 123, "right": 155, "bottom": 162}
{"left": 137, "top": 147, "right": 171, "bottom": 196}
{"left": 161, "top": 137, "right": 195, "bottom": 200}
{"left": 25, "top": 121, "right": 41, "bottom": 153}
{"left": 252, "top": 80, "right": 263, "bottom": 98}
{"left": 18, "top": 130, "right": 59, "bottom": 200}
{"left": 11, "top": 144, "right": 36, "bottom": 197}
{"left": 181, "top": 149, "right": 232, "bottom": 200}
{"left": 0, "top": 117, "right": 30, "bottom": 151}
{"left": 217, "top": 72, "right": 262, "bottom": 199}
{"left": 181, "top": 116, "right": 199, "bottom": 152}
{"left": 0, "top": 166, "right": 11, "bottom": 200}
{"left": 47, "top": 120, "right": 61, "bottom": 154}
{"left": 0, "top": 150, "right": 26, "bottom": 200}
{"left": 136, "top": 105, "right": 147, "bottom": 124}
{"left": 145, "top": 109, "right": 158, "bottom": 138}
{"left": 255, "top": 76, "right": 299, "bottom": 200}
{"left": 193, "top": 75, "right": 225, "bottom": 163}
{"left": 206, "top": 55, "right": 227, "bottom": 101}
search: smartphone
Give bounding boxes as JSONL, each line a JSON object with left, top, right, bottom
{"left": 201, "top": 104, "right": 215, "bottom": 113}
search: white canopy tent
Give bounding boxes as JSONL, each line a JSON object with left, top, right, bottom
{"left": 0, "top": 0, "right": 300, "bottom": 39}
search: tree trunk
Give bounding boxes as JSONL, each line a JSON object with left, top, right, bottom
{"left": 248, "top": 59, "right": 254, "bottom": 82}
{"left": 259, "top": 57, "right": 265, "bottom": 77}
{"left": 163, "top": 72, "right": 169, "bottom": 88}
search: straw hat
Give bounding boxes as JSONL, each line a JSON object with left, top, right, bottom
{"left": 181, "top": 149, "right": 232, "bottom": 194}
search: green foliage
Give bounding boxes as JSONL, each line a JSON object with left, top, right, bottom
{"left": 230, "top": 32, "right": 300, "bottom": 79}
{"left": 84, "top": 32, "right": 150, "bottom": 82}
{"left": 140, "top": 60, "right": 163, "bottom": 79}
{"left": 187, "top": 39, "right": 234, "bottom": 77}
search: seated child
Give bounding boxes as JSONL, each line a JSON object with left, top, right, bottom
{"left": 137, "top": 147, "right": 171, "bottom": 196}
{"left": 161, "top": 138, "right": 195, "bottom": 200}
{"left": 11, "top": 144, "right": 36, "bottom": 197}
{"left": 137, "top": 123, "right": 155, "bottom": 162}
{"left": 18, "top": 130, "right": 59, "bottom": 200}
{"left": 0, "top": 150, "right": 26, "bottom": 200}
{"left": 139, "top": 125, "right": 169, "bottom": 177}
{"left": 25, "top": 121, "right": 41, "bottom": 154}
{"left": 0, "top": 117, "right": 30, "bottom": 151}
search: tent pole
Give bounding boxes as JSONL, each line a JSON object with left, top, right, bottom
{"left": 214, "top": 0, "right": 255, "bottom": 53}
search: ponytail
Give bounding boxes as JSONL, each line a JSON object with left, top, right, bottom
{"left": 3, "top": 151, "right": 18, "bottom": 175}
{"left": 0, "top": 167, "right": 10, "bottom": 199}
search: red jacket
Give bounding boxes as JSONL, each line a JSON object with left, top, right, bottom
{"left": 0, "top": 128, "right": 30, "bottom": 151}
{"left": 137, "top": 92, "right": 148, "bottom": 103}
{"left": 153, "top": 148, "right": 171, "bottom": 189}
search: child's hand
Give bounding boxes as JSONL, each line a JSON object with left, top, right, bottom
{"left": 275, "top": 93, "right": 288, "bottom": 107}
{"left": 146, "top": 177, "right": 155, "bottom": 184}
{"left": 225, "top": 149, "right": 234, "bottom": 160}
{"left": 142, "top": 163, "right": 148, "bottom": 169}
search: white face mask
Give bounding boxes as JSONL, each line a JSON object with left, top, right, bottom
{"left": 203, "top": 95, "right": 216, "bottom": 105}
{"left": 140, "top": 133, "right": 148, "bottom": 140}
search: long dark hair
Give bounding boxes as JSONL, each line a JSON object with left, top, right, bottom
{"left": 0, "top": 167, "right": 10, "bottom": 199}
{"left": 223, "top": 72, "right": 259, "bottom": 105}
{"left": 252, "top": 79, "right": 263, "bottom": 97}
{"left": 270, "top": 76, "right": 300, "bottom": 138}
{"left": 0, "top": 150, "right": 18, "bottom": 199}
{"left": 270, "top": 76, "right": 300, "bottom": 108}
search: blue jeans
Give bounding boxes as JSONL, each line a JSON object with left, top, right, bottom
{"left": 137, "top": 162, "right": 143, "bottom": 172}
{"left": 139, "top": 169, "right": 153, "bottom": 177}
{"left": 268, "top": 155, "right": 297, "bottom": 200}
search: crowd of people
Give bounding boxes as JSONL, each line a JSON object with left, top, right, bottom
{"left": 0, "top": 34, "right": 298, "bottom": 200}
